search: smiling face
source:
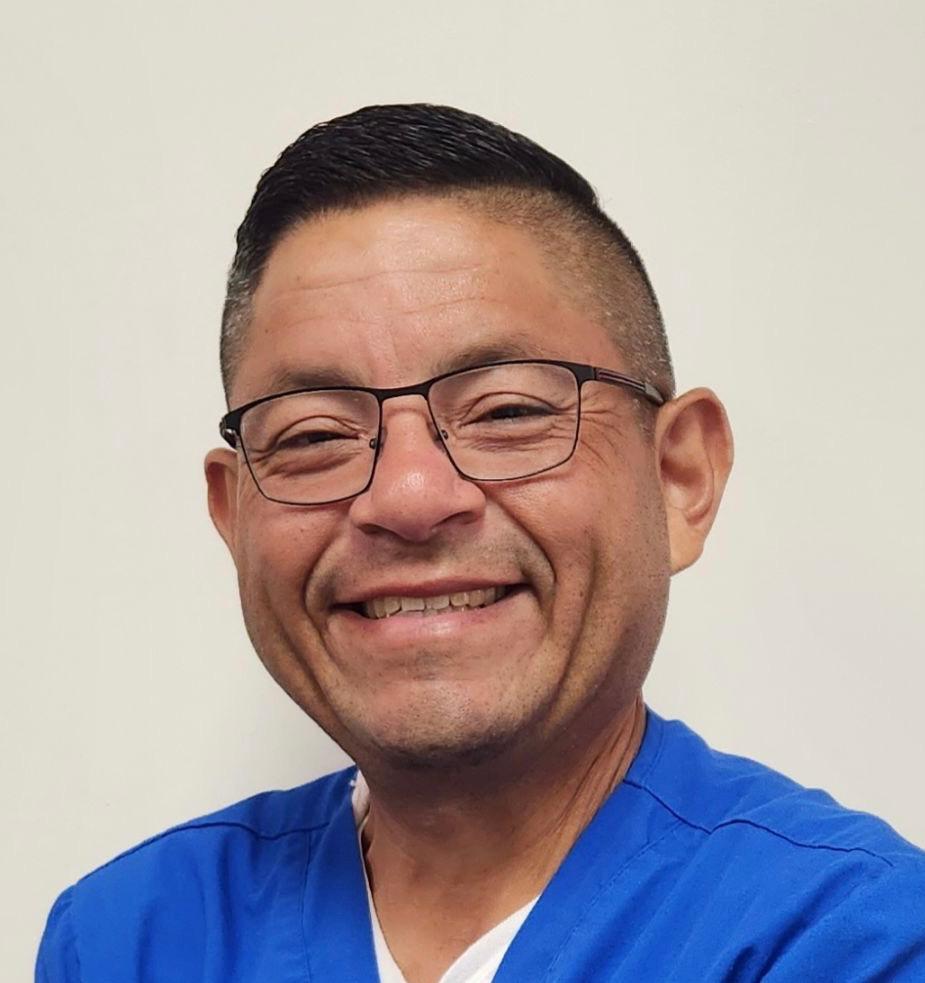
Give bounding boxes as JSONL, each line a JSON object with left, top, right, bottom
{"left": 207, "top": 196, "right": 677, "bottom": 770}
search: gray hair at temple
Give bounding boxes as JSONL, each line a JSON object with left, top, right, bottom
{"left": 220, "top": 103, "right": 675, "bottom": 407}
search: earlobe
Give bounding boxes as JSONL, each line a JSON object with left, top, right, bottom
{"left": 655, "top": 388, "right": 734, "bottom": 574}
{"left": 204, "top": 448, "right": 241, "bottom": 556}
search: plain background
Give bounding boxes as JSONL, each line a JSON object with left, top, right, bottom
{"left": 3, "top": 1, "right": 923, "bottom": 977}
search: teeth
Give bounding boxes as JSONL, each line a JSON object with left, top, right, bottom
{"left": 361, "top": 586, "right": 507, "bottom": 619}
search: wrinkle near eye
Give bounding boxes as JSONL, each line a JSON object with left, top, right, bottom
{"left": 577, "top": 405, "right": 635, "bottom": 467}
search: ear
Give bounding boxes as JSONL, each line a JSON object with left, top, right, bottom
{"left": 654, "top": 388, "right": 734, "bottom": 574}
{"left": 204, "top": 447, "right": 241, "bottom": 556}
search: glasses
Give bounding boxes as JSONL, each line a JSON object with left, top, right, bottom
{"left": 219, "top": 359, "right": 666, "bottom": 506}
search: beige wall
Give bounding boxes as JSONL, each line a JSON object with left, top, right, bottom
{"left": 2, "top": 1, "right": 923, "bottom": 977}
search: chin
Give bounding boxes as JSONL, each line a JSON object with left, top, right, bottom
{"left": 370, "top": 731, "right": 515, "bottom": 771}
{"left": 351, "top": 696, "right": 533, "bottom": 772}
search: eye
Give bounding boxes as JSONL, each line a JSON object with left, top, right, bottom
{"left": 276, "top": 429, "right": 354, "bottom": 450}
{"left": 477, "top": 402, "right": 553, "bottom": 422}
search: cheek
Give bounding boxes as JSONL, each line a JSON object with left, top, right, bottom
{"left": 509, "top": 442, "right": 666, "bottom": 632}
{"left": 235, "top": 499, "right": 333, "bottom": 613}
{"left": 497, "top": 468, "right": 620, "bottom": 626}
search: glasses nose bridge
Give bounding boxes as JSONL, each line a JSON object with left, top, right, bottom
{"left": 376, "top": 378, "right": 443, "bottom": 431}
{"left": 365, "top": 382, "right": 461, "bottom": 493}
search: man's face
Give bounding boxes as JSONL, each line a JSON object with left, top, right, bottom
{"left": 212, "top": 197, "right": 672, "bottom": 768}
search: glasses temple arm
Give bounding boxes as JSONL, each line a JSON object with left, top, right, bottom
{"left": 593, "top": 368, "right": 666, "bottom": 406}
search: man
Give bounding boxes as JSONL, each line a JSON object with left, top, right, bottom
{"left": 38, "top": 104, "right": 925, "bottom": 982}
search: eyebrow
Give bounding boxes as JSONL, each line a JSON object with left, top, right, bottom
{"left": 262, "top": 337, "right": 553, "bottom": 394}
{"left": 431, "top": 338, "right": 549, "bottom": 376}
{"left": 263, "top": 365, "right": 359, "bottom": 393}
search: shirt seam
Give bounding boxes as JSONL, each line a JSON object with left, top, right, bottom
{"left": 78, "top": 819, "right": 333, "bottom": 882}
{"left": 632, "top": 710, "right": 667, "bottom": 786}
{"left": 300, "top": 829, "right": 315, "bottom": 983}
{"left": 622, "top": 777, "right": 896, "bottom": 868}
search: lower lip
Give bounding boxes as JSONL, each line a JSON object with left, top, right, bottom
{"left": 329, "top": 587, "right": 532, "bottom": 646}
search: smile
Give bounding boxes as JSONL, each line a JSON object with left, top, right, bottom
{"left": 362, "top": 586, "right": 509, "bottom": 620}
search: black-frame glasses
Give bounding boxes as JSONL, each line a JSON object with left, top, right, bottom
{"left": 219, "top": 359, "right": 667, "bottom": 506}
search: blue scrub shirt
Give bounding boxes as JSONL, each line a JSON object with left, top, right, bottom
{"left": 37, "top": 709, "right": 925, "bottom": 981}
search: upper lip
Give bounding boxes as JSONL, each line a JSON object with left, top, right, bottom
{"left": 335, "top": 578, "right": 520, "bottom": 606}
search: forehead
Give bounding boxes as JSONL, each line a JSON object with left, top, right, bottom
{"left": 233, "top": 196, "right": 620, "bottom": 404}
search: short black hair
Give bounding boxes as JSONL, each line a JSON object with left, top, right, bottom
{"left": 221, "top": 103, "right": 673, "bottom": 401}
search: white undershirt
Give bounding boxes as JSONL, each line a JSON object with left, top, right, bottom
{"left": 350, "top": 774, "right": 537, "bottom": 983}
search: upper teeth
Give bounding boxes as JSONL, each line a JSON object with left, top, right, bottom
{"left": 363, "top": 586, "right": 506, "bottom": 619}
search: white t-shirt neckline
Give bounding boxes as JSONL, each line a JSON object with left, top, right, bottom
{"left": 350, "top": 773, "right": 537, "bottom": 983}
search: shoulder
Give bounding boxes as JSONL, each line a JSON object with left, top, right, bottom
{"left": 81, "top": 764, "right": 355, "bottom": 886}
{"left": 596, "top": 712, "right": 925, "bottom": 981}
{"left": 634, "top": 711, "right": 923, "bottom": 865}
{"left": 623, "top": 711, "right": 925, "bottom": 976}
{"left": 36, "top": 767, "right": 356, "bottom": 981}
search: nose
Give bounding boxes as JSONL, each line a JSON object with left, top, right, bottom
{"left": 347, "top": 398, "right": 486, "bottom": 542}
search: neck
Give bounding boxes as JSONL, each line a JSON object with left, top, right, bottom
{"left": 357, "top": 695, "right": 646, "bottom": 982}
